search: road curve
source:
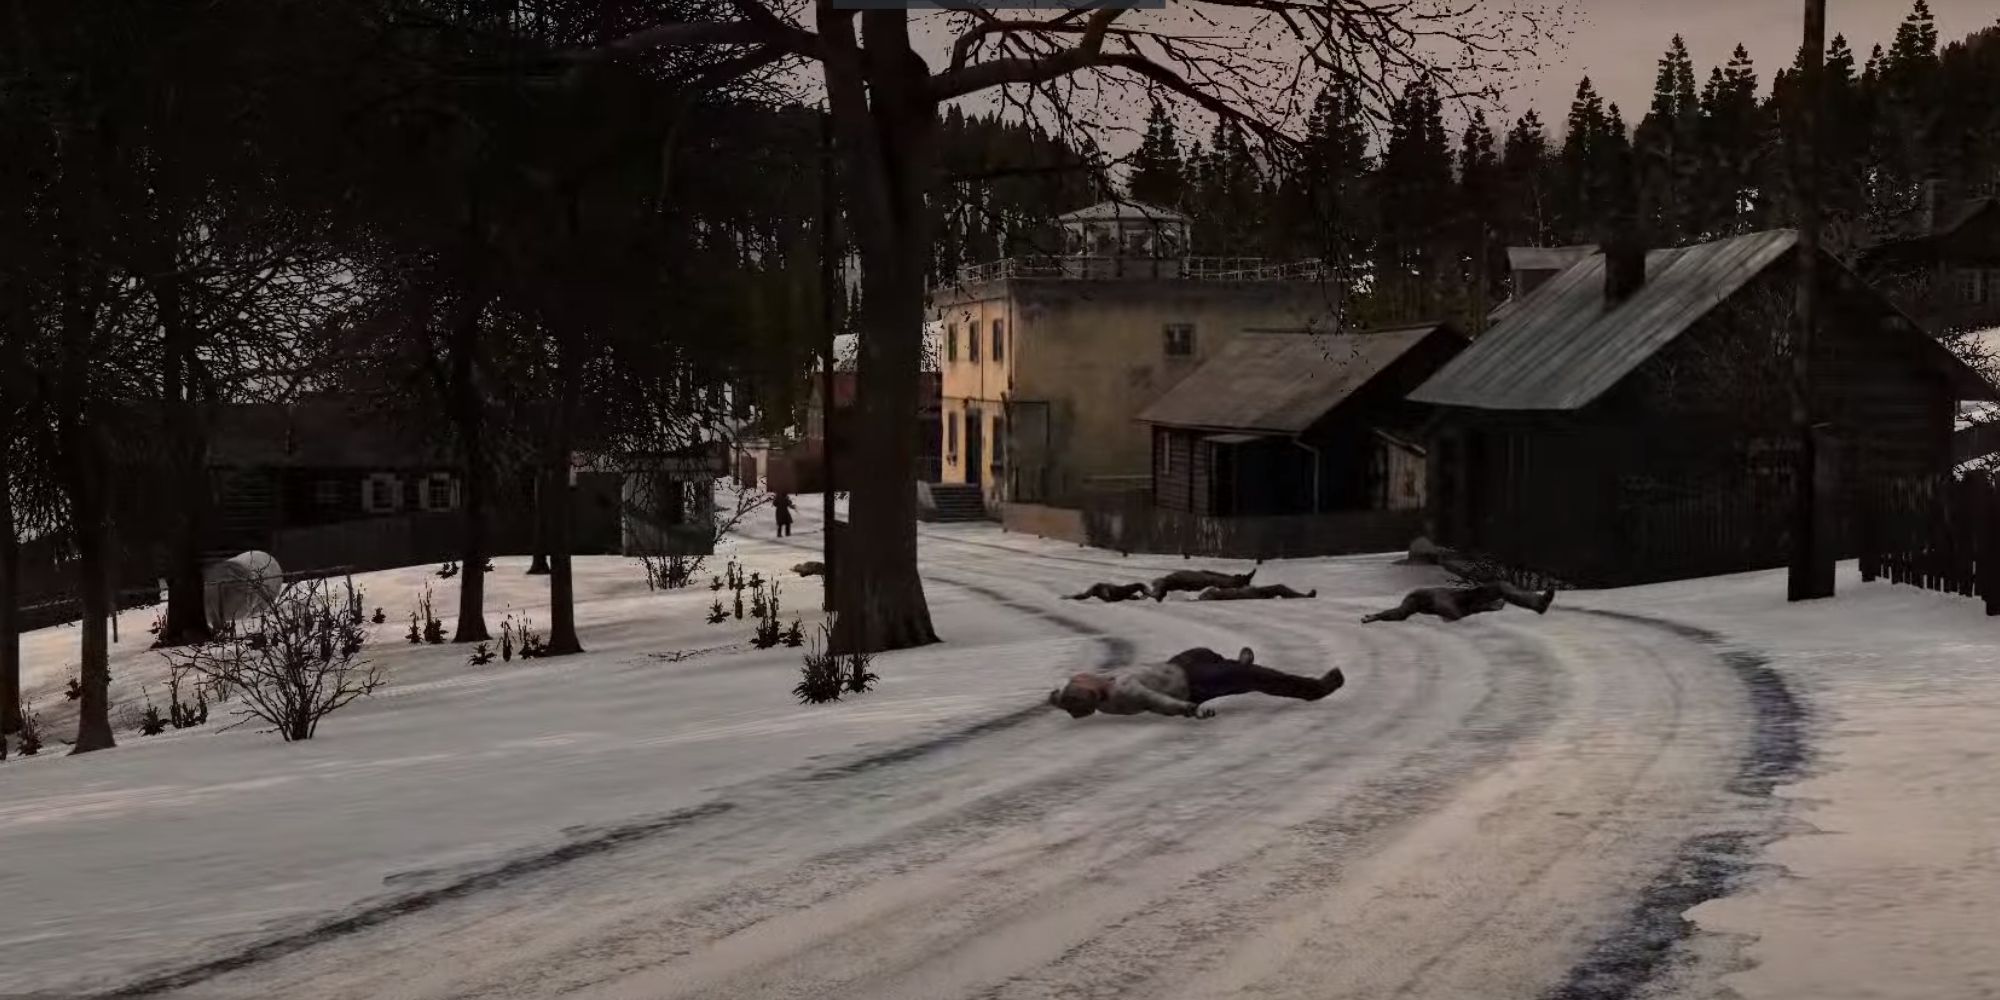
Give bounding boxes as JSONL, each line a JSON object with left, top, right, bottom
{"left": 116, "top": 525, "right": 1767, "bottom": 1000}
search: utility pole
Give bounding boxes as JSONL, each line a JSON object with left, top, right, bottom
{"left": 819, "top": 105, "right": 838, "bottom": 613}
{"left": 1789, "top": 0, "right": 1834, "bottom": 602}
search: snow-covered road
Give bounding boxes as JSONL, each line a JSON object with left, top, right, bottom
{"left": 4, "top": 502, "right": 1782, "bottom": 999}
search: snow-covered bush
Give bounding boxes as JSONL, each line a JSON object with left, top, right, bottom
{"left": 161, "top": 576, "right": 384, "bottom": 742}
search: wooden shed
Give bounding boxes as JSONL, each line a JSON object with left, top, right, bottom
{"left": 1409, "top": 228, "right": 1999, "bottom": 587}
{"left": 1137, "top": 324, "right": 1467, "bottom": 517}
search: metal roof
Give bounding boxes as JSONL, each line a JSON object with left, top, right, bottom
{"left": 1410, "top": 230, "right": 1803, "bottom": 411}
{"left": 1056, "top": 200, "right": 1189, "bottom": 225}
{"left": 1138, "top": 325, "right": 1454, "bottom": 433}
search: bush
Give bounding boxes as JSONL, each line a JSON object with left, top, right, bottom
{"left": 794, "top": 617, "right": 876, "bottom": 704}
{"left": 17, "top": 702, "right": 44, "bottom": 756}
{"left": 706, "top": 599, "right": 728, "bottom": 624}
{"left": 781, "top": 618, "right": 805, "bottom": 647}
{"left": 468, "top": 642, "right": 495, "bottom": 666}
{"left": 409, "top": 584, "right": 445, "bottom": 645}
{"left": 160, "top": 576, "right": 384, "bottom": 742}
{"left": 640, "top": 552, "right": 702, "bottom": 591}
{"left": 502, "top": 614, "right": 546, "bottom": 659}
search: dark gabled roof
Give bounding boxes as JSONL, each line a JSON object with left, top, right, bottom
{"left": 209, "top": 397, "right": 452, "bottom": 468}
{"left": 1412, "top": 228, "right": 2000, "bottom": 410}
{"left": 1138, "top": 325, "right": 1459, "bottom": 433}
{"left": 1879, "top": 196, "right": 2000, "bottom": 244}
{"left": 1412, "top": 230, "right": 1799, "bottom": 411}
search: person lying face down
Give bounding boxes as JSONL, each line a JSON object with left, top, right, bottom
{"left": 1149, "top": 568, "right": 1256, "bottom": 602}
{"left": 1065, "top": 581, "right": 1151, "bottom": 603}
{"left": 1049, "top": 646, "right": 1344, "bottom": 719}
{"left": 1361, "top": 580, "right": 1555, "bottom": 623}
{"left": 1197, "top": 583, "right": 1316, "bottom": 601}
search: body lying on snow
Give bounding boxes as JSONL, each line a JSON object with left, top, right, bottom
{"left": 1066, "top": 582, "right": 1150, "bottom": 603}
{"left": 1362, "top": 581, "right": 1555, "bottom": 624}
{"left": 1149, "top": 568, "right": 1254, "bottom": 602}
{"left": 1197, "top": 583, "right": 1315, "bottom": 601}
{"left": 1050, "top": 647, "right": 1344, "bottom": 720}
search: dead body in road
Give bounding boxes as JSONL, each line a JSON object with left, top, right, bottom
{"left": 1149, "top": 568, "right": 1256, "bottom": 602}
{"left": 1362, "top": 581, "right": 1556, "bottom": 623}
{"left": 1050, "top": 646, "right": 1344, "bottom": 719}
{"left": 1065, "top": 582, "right": 1151, "bottom": 603}
{"left": 1197, "top": 583, "right": 1317, "bottom": 601}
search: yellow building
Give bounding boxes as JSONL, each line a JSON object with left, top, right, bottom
{"left": 931, "top": 200, "right": 1342, "bottom": 511}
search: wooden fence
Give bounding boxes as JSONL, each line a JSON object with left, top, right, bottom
{"left": 1079, "top": 505, "right": 1423, "bottom": 561}
{"left": 1859, "top": 474, "right": 2000, "bottom": 614}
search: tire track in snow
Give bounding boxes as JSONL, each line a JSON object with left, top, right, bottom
{"left": 1543, "top": 609, "right": 1808, "bottom": 1000}
{"left": 89, "top": 567, "right": 1129, "bottom": 1000}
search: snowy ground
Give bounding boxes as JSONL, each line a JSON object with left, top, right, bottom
{"left": 0, "top": 497, "right": 1994, "bottom": 998}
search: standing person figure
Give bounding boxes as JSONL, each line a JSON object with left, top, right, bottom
{"left": 1050, "top": 646, "right": 1344, "bottom": 720}
{"left": 773, "top": 491, "right": 795, "bottom": 538}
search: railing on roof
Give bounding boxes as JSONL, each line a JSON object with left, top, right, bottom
{"left": 949, "top": 256, "right": 1331, "bottom": 286}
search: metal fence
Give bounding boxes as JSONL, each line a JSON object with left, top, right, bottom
{"left": 951, "top": 256, "right": 1331, "bottom": 285}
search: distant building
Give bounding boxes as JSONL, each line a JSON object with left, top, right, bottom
{"left": 1859, "top": 184, "right": 2000, "bottom": 336}
{"left": 1411, "top": 228, "right": 1998, "bottom": 587}
{"left": 205, "top": 397, "right": 623, "bottom": 574}
{"left": 930, "top": 199, "right": 1341, "bottom": 516}
{"left": 1137, "top": 324, "right": 1466, "bottom": 517}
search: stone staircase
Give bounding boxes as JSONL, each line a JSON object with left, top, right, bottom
{"left": 922, "top": 483, "right": 990, "bottom": 523}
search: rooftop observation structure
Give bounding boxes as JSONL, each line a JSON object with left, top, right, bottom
{"left": 950, "top": 200, "right": 1325, "bottom": 285}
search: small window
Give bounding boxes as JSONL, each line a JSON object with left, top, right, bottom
{"left": 313, "top": 479, "right": 342, "bottom": 508}
{"left": 362, "top": 473, "right": 402, "bottom": 514}
{"left": 968, "top": 323, "right": 981, "bottom": 363}
{"left": 991, "top": 319, "right": 1006, "bottom": 362}
{"left": 1158, "top": 436, "right": 1172, "bottom": 477}
{"left": 947, "top": 411, "right": 960, "bottom": 456}
{"left": 946, "top": 324, "right": 959, "bottom": 363}
{"left": 1957, "top": 268, "right": 1986, "bottom": 305}
{"left": 419, "top": 472, "right": 459, "bottom": 512}
{"left": 991, "top": 416, "right": 1006, "bottom": 467}
{"left": 1164, "top": 323, "right": 1195, "bottom": 357}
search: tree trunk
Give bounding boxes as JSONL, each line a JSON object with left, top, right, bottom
{"left": 527, "top": 475, "right": 550, "bottom": 575}
{"left": 1, "top": 460, "right": 19, "bottom": 736}
{"left": 544, "top": 364, "right": 582, "bottom": 656}
{"left": 157, "top": 277, "right": 212, "bottom": 646}
{"left": 451, "top": 306, "right": 491, "bottom": 643}
{"left": 66, "top": 420, "right": 116, "bottom": 754}
{"left": 824, "top": 29, "right": 939, "bottom": 655}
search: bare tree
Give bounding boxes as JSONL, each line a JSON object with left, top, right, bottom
{"left": 566, "top": 0, "right": 1563, "bottom": 653}
{"left": 159, "top": 576, "right": 383, "bottom": 742}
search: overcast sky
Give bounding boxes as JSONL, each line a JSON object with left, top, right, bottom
{"left": 1516, "top": 0, "right": 1997, "bottom": 124}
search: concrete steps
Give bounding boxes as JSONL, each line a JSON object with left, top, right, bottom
{"left": 924, "top": 483, "right": 989, "bottom": 523}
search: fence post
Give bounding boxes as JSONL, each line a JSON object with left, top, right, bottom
{"left": 1985, "top": 480, "right": 2000, "bottom": 616}
{"left": 1859, "top": 480, "right": 1877, "bottom": 583}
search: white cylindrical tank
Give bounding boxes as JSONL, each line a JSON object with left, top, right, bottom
{"left": 204, "top": 551, "right": 285, "bottom": 632}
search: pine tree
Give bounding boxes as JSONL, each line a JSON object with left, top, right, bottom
{"left": 1457, "top": 113, "right": 1504, "bottom": 324}
{"left": 1637, "top": 36, "right": 1703, "bottom": 243}
{"left": 1372, "top": 80, "right": 1454, "bottom": 322}
{"left": 1559, "top": 76, "right": 1612, "bottom": 241}
{"left": 1128, "top": 102, "right": 1187, "bottom": 209}
{"left": 1283, "top": 83, "right": 1373, "bottom": 277}
{"left": 1502, "top": 111, "right": 1557, "bottom": 247}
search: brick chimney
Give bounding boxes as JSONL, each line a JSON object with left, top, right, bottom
{"left": 1603, "top": 235, "right": 1647, "bottom": 304}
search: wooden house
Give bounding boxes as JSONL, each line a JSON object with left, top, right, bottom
{"left": 205, "top": 397, "right": 622, "bottom": 574}
{"left": 1138, "top": 325, "right": 1467, "bottom": 518}
{"left": 1409, "top": 229, "right": 1999, "bottom": 587}
{"left": 1859, "top": 190, "right": 2000, "bottom": 336}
